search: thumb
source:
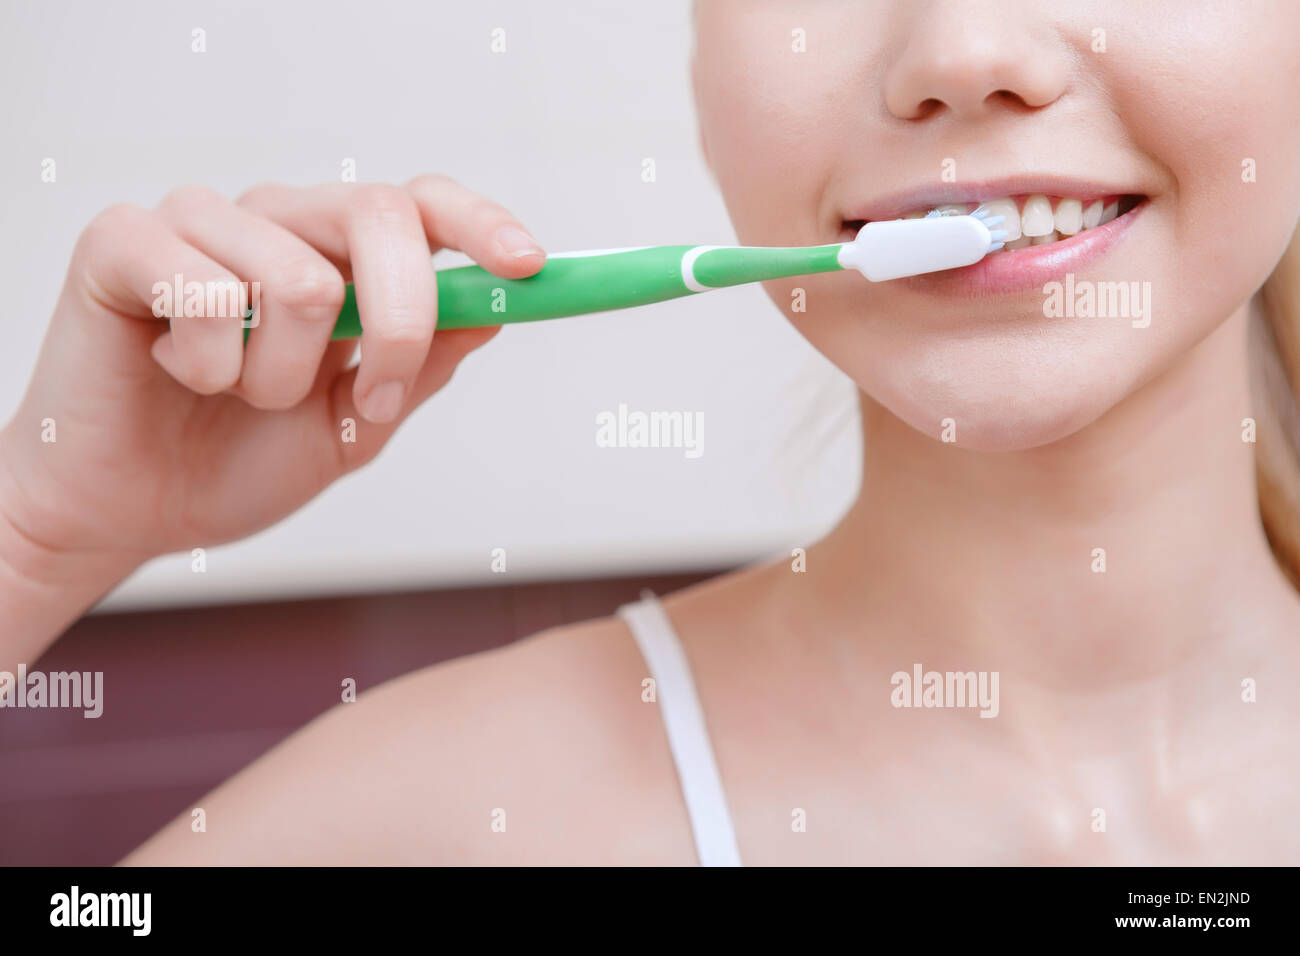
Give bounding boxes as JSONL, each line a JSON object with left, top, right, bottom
{"left": 323, "top": 326, "right": 500, "bottom": 473}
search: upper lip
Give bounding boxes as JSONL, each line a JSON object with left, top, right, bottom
{"left": 840, "top": 174, "right": 1152, "bottom": 223}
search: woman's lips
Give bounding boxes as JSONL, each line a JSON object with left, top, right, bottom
{"left": 892, "top": 199, "right": 1148, "bottom": 296}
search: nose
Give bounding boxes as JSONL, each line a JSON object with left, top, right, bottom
{"left": 883, "top": 0, "right": 1070, "bottom": 121}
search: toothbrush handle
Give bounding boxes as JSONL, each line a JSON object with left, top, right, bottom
{"left": 331, "top": 245, "right": 694, "bottom": 337}
{"left": 326, "top": 243, "right": 846, "bottom": 337}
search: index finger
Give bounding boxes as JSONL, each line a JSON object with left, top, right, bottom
{"left": 405, "top": 174, "right": 546, "bottom": 279}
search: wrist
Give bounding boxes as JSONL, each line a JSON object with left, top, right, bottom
{"left": 0, "top": 429, "right": 144, "bottom": 665}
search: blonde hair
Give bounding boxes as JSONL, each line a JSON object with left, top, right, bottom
{"left": 1253, "top": 223, "right": 1300, "bottom": 588}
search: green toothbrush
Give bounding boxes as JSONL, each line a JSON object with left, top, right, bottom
{"left": 323, "top": 211, "right": 1007, "bottom": 337}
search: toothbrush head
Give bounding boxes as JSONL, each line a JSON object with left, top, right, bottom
{"left": 970, "top": 205, "right": 1011, "bottom": 251}
{"left": 837, "top": 213, "right": 1006, "bottom": 282}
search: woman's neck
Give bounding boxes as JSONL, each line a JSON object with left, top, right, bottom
{"left": 815, "top": 301, "right": 1296, "bottom": 693}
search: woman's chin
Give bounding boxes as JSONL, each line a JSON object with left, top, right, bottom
{"left": 868, "top": 376, "right": 1115, "bottom": 453}
{"left": 843, "top": 326, "right": 1151, "bottom": 452}
{"left": 898, "top": 410, "right": 1093, "bottom": 451}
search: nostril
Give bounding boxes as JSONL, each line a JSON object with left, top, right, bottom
{"left": 988, "top": 89, "right": 1036, "bottom": 112}
{"left": 914, "top": 97, "right": 944, "bottom": 119}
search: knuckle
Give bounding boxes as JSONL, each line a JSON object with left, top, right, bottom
{"left": 348, "top": 183, "right": 418, "bottom": 227}
{"left": 79, "top": 202, "right": 149, "bottom": 248}
{"left": 158, "top": 184, "right": 223, "bottom": 216}
{"left": 467, "top": 197, "right": 511, "bottom": 231}
{"left": 267, "top": 258, "right": 345, "bottom": 315}
{"left": 405, "top": 172, "right": 457, "bottom": 197}
{"left": 369, "top": 314, "right": 432, "bottom": 346}
{"left": 234, "top": 181, "right": 284, "bottom": 210}
{"left": 467, "top": 195, "right": 505, "bottom": 219}
{"left": 244, "top": 377, "right": 313, "bottom": 412}
{"left": 73, "top": 203, "right": 152, "bottom": 274}
{"left": 184, "top": 359, "right": 242, "bottom": 396}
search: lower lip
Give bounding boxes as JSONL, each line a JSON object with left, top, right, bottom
{"left": 888, "top": 201, "right": 1147, "bottom": 296}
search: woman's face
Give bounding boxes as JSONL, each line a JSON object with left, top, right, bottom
{"left": 693, "top": 0, "right": 1300, "bottom": 450}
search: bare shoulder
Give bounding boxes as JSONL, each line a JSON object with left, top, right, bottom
{"left": 123, "top": 613, "right": 698, "bottom": 865}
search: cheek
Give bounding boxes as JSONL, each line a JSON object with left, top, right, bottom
{"left": 1109, "top": 5, "right": 1300, "bottom": 313}
{"left": 694, "top": 11, "right": 865, "bottom": 244}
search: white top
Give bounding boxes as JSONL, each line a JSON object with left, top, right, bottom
{"left": 618, "top": 590, "right": 743, "bottom": 867}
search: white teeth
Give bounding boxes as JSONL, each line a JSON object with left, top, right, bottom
{"left": 1020, "top": 195, "right": 1054, "bottom": 237}
{"left": 975, "top": 199, "right": 1021, "bottom": 240}
{"left": 1082, "top": 199, "right": 1103, "bottom": 229}
{"left": 1054, "top": 198, "right": 1083, "bottom": 235}
{"left": 892, "top": 193, "right": 1133, "bottom": 253}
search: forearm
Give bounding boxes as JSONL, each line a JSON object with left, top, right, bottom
{"left": 0, "top": 445, "right": 141, "bottom": 670}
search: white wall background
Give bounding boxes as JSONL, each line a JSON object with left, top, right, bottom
{"left": 0, "top": 0, "right": 861, "bottom": 611}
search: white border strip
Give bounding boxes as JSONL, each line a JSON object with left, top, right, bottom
{"left": 679, "top": 245, "right": 722, "bottom": 293}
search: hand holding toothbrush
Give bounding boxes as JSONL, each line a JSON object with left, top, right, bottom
{"left": 0, "top": 176, "right": 545, "bottom": 664}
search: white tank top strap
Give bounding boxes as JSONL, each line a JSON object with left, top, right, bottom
{"left": 617, "top": 589, "right": 743, "bottom": 867}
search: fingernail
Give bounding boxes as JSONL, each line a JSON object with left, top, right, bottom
{"left": 360, "top": 381, "right": 405, "bottom": 423}
{"left": 494, "top": 225, "right": 545, "bottom": 259}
